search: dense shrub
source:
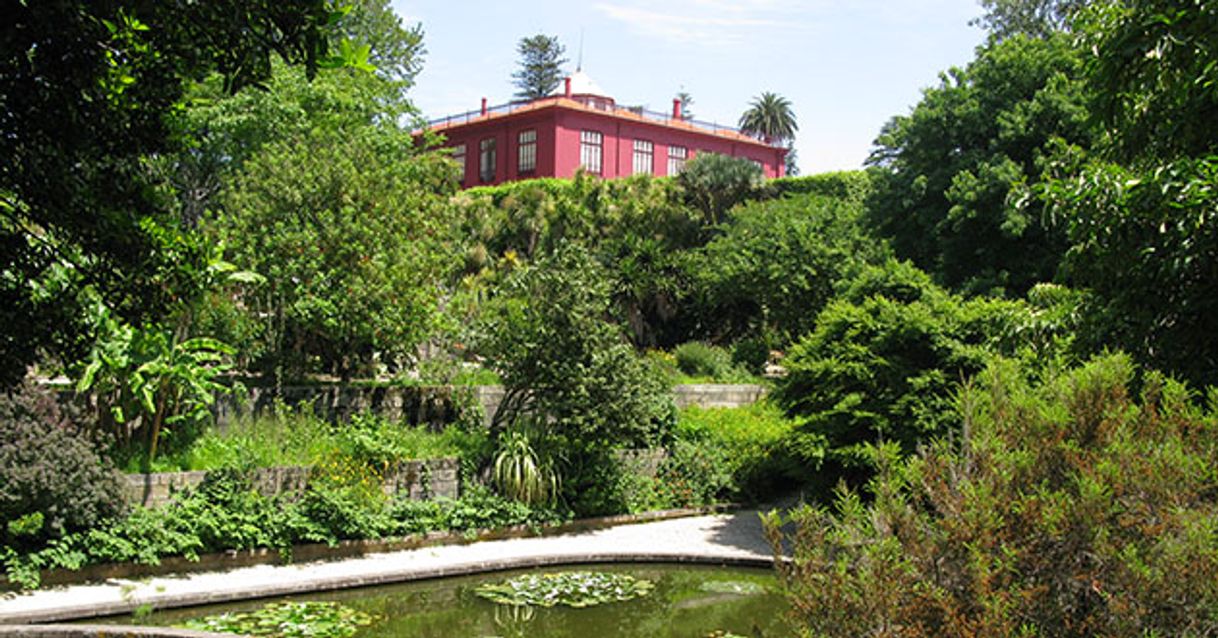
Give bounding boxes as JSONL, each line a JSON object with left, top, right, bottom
{"left": 769, "top": 170, "right": 871, "bottom": 206}
{"left": 672, "top": 342, "right": 736, "bottom": 379}
{"left": 690, "top": 193, "right": 886, "bottom": 343}
{"left": 764, "top": 354, "right": 1218, "bottom": 637}
{"left": 775, "top": 264, "right": 1023, "bottom": 487}
{"left": 0, "top": 382, "right": 124, "bottom": 547}
{"left": 674, "top": 402, "right": 800, "bottom": 500}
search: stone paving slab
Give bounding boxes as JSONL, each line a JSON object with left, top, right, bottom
{"left": 0, "top": 510, "right": 774, "bottom": 624}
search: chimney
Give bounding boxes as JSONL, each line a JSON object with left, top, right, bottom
{"left": 480, "top": 97, "right": 488, "bottom": 116}
{"left": 673, "top": 98, "right": 682, "bottom": 120}
{"left": 564, "top": 76, "right": 572, "bottom": 98}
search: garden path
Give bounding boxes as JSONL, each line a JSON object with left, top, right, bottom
{"left": 0, "top": 509, "right": 775, "bottom": 624}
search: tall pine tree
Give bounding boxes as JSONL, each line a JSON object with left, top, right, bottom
{"left": 512, "top": 34, "right": 567, "bottom": 100}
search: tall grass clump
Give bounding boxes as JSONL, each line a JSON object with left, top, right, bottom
{"left": 764, "top": 354, "right": 1218, "bottom": 637}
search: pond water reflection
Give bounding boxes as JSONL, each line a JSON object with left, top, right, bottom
{"left": 121, "top": 563, "right": 791, "bottom": 637}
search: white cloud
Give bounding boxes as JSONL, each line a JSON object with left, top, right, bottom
{"left": 594, "top": 1, "right": 809, "bottom": 47}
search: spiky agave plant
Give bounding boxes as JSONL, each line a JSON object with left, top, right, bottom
{"left": 491, "top": 424, "right": 560, "bottom": 506}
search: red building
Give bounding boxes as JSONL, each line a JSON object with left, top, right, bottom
{"left": 422, "top": 71, "right": 787, "bottom": 187}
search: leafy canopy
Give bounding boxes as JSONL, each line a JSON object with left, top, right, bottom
{"left": 0, "top": 1, "right": 352, "bottom": 389}
{"left": 866, "top": 32, "right": 1093, "bottom": 296}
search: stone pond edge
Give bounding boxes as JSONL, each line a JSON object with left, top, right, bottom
{"left": 0, "top": 505, "right": 779, "bottom": 624}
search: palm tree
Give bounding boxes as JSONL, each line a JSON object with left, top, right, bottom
{"left": 738, "top": 92, "right": 798, "bottom": 144}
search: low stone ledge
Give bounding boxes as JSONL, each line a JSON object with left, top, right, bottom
{"left": 0, "top": 625, "right": 239, "bottom": 638}
{"left": 0, "top": 504, "right": 744, "bottom": 597}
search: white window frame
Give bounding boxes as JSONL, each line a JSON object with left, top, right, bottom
{"left": 632, "top": 139, "right": 654, "bottom": 175}
{"left": 667, "top": 145, "right": 687, "bottom": 175}
{"left": 517, "top": 129, "right": 537, "bottom": 174}
{"left": 580, "top": 130, "right": 603, "bottom": 174}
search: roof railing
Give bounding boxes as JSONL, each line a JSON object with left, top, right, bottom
{"left": 423, "top": 97, "right": 779, "bottom": 147}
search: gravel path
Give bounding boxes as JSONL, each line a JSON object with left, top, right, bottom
{"left": 0, "top": 510, "right": 775, "bottom": 624}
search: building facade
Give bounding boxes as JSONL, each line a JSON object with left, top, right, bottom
{"left": 423, "top": 71, "right": 787, "bottom": 188}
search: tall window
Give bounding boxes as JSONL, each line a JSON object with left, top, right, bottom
{"left": 580, "top": 130, "right": 603, "bottom": 174}
{"left": 667, "top": 145, "right": 687, "bottom": 175}
{"left": 452, "top": 143, "right": 466, "bottom": 183}
{"left": 479, "top": 137, "right": 496, "bottom": 183}
{"left": 517, "top": 129, "right": 537, "bottom": 174}
{"left": 632, "top": 139, "right": 653, "bottom": 175}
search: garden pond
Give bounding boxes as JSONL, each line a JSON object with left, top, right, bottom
{"left": 110, "top": 563, "right": 790, "bottom": 637}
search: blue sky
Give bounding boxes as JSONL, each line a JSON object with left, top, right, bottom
{"left": 390, "top": 0, "right": 988, "bottom": 175}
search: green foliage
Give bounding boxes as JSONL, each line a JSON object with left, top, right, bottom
{"left": 1045, "top": 157, "right": 1218, "bottom": 388}
{"left": 765, "top": 354, "right": 1218, "bottom": 637}
{"left": 1078, "top": 0, "right": 1218, "bottom": 162}
{"left": 474, "top": 244, "right": 675, "bottom": 515}
{"left": 769, "top": 171, "right": 872, "bottom": 207}
{"left": 0, "top": 381, "right": 125, "bottom": 548}
{"left": 866, "top": 33, "right": 1093, "bottom": 296}
{"left": 972, "top": 0, "right": 1085, "bottom": 40}
{"left": 76, "top": 311, "right": 235, "bottom": 466}
{"left": 474, "top": 571, "right": 654, "bottom": 608}
{"left": 672, "top": 342, "right": 740, "bottom": 381}
{"left": 675, "top": 403, "right": 800, "bottom": 500}
{"left": 738, "top": 92, "right": 798, "bottom": 143}
{"left": 511, "top": 34, "right": 568, "bottom": 100}
{"left": 0, "top": 0, "right": 346, "bottom": 390}
{"left": 1035, "top": 1, "right": 1218, "bottom": 389}
{"left": 216, "top": 125, "right": 457, "bottom": 381}
{"left": 477, "top": 244, "right": 676, "bottom": 450}
{"left": 163, "top": 408, "right": 471, "bottom": 473}
{"left": 2, "top": 470, "right": 565, "bottom": 589}
{"left": 691, "top": 194, "right": 885, "bottom": 342}
{"left": 294, "top": 456, "right": 390, "bottom": 543}
{"left": 676, "top": 154, "right": 765, "bottom": 225}
{"left": 775, "top": 264, "right": 1024, "bottom": 485}
{"left": 491, "top": 425, "right": 560, "bottom": 507}
{"left": 183, "top": 601, "right": 376, "bottom": 638}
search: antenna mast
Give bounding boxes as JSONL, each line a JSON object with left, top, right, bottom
{"left": 577, "top": 28, "right": 584, "bottom": 71}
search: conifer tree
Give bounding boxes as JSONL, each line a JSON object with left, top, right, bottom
{"left": 512, "top": 34, "right": 567, "bottom": 100}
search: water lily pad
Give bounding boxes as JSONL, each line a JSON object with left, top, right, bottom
{"left": 473, "top": 571, "right": 654, "bottom": 608}
{"left": 181, "top": 601, "right": 375, "bottom": 638}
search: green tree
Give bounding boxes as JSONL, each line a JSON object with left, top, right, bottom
{"left": 676, "top": 154, "right": 765, "bottom": 225}
{"left": 334, "top": 0, "right": 425, "bottom": 86}
{"left": 691, "top": 194, "right": 885, "bottom": 344}
{"left": 676, "top": 91, "right": 694, "bottom": 119}
{"left": 866, "top": 33, "right": 1093, "bottom": 296}
{"left": 738, "top": 92, "right": 798, "bottom": 143}
{"left": 774, "top": 261, "right": 1024, "bottom": 488}
{"left": 215, "top": 126, "right": 458, "bottom": 381}
{"left": 511, "top": 34, "right": 567, "bottom": 100}
{"left": 972, "top": 0, "right": 1086, "bottom": 40}
{"left": 0, "top": 1, "right": 349, "bottom": 389}
{"left": 474, "top": 244, "right": 676, "bottom": 513}
{"left": 1040, "top": 0, "right": 1218, "bottom": 388}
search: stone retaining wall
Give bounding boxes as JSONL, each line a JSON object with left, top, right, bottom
{"left": 215, "top": 383, "right": 763, "bottom": 428}
{"left": 672, "top": 384, "right": 766, "bottom": 408}
{"left": 123, "top": 458, "right": 459, "bottom": 508}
